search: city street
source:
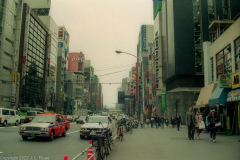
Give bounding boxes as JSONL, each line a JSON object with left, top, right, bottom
{"left": 108, "top": 125, "right": 240, "bottom": 160}
{"left": 0, "top": 122, "right": 90, "bottom": 160}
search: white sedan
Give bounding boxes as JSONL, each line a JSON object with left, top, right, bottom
{"left": 80, "top": 116, "right": 113, "bottom": 139}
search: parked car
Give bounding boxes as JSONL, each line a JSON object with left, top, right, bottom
{"left": 23, "top": 111, "right": 43, "bottom": 123}
{"left": 72, "top": 115, "right": 79, "bottom": 122}
{"left": 19, "top": 114, "right": 70, "bottom": 141}
{"left": 76, "top": 116, "right": 87, "bottom": 124}
{"left": 65, "top": 115, "right": 73, "bottom": 122}
{"left": 0, "top": 108, "right": 21, "bottom": 126}
{"left": 80, "top": 116, "right": 114, "bottom": 139}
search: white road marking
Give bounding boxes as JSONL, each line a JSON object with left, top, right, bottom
{"left": 0, "top": 152, "right": 3, "bottom": 154}
{"left": 66, "top": 130, "right": 79, "bottom": 135}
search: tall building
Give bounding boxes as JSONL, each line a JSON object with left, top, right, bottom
{"left": 18, "top": 3, "right": 48, "bottom": 108}
{"left": 137, "top": 25, "right": 154, "bottom": 118}
{"left": 0, "top": 0, "right": 22, "bottom": 108}
{"left": 84, "top": 60, "right": 94, "bottom": 109}
{"left": 67, "top": 52, "right": 85, "bottom": 114}
{"left": 56, "top": 26, "right": 69, "bottom": 113}
{"left": 23, "top": 0, "right": 51, "bottom": 16}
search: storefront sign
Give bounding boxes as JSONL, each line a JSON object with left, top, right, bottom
{"left": 231, "top": 72, "right": 240, "bottom": 89}
{"left": 227, "top": 89, "right": 240, "bottom": 102}
{"left": 161, "top": 89, "right": 166, "bottom": 111}
{"left": 220, "top": 74, "right": 231, "bottom": 88}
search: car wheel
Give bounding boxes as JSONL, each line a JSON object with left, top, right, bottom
{"left": 80, "top": 135, "right": 85, "bottom": 139}
{"left": 3, "top": 121, "right": 7, "bottom": 126}
{"left": 62, "top": 129, "right": 66, "bottom": 137}
{"left": 49, "top": 131, "right": 54, "bottom": 141}
{"left": 15, "top": 120, "right": 19, "bottom": 126}
{"left": 22, "top": 136, "right": 28, "bottom": 140}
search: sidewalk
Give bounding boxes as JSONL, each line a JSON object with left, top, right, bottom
{"left": 108, "top": 125, "right": 240, "bottom": 160}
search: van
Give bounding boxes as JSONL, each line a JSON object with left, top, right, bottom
{"left": 0, "top": 108, "right": 21, "bottom": 126}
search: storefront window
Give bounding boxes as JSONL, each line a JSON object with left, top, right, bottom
{"left": 211, "top": 58, "right": 214, "bottom": 81}
{"left": 216, "top": 44, "right": 232, "bottom": 78}
{"left": 234, "top": 37, "right": 240, "bottom": 71}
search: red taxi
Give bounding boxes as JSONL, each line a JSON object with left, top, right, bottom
{"left": 19, "top": 114, "right": 70, "bottom": 141}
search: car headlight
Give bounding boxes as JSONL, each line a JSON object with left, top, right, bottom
{"left": 20, "top": 126, "right": 26, "bottom": 130}
{"left": 40, "top": 127, "right": 49, "bottom": 131}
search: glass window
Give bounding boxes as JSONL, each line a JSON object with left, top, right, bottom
{"left": 235, "top": 37, "right": 240, "bottom": 71}
{"left": 2, "top": 109, "right": 9, "bottom": 115}
{"left": 211, "top": 58, "right": 214, "bottom": 81}
{"left": 216, "top": 44, "right": 232, "bottom": 78}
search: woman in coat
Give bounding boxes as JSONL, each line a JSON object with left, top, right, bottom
{"left": 171, "top": 116, "right": 175, "bottom": 128}
{"left": 195, "top": 111, "right": 203, "bottom": 140}
{"left": 208, "top": 109, "right": 219, "bottom": 143}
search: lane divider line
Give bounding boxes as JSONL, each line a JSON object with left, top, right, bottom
{"left": 67, "top": 131, "right": 79, "bottom": 135}
{"left": 0, "top": 152, "right": 3, "bottom": 154}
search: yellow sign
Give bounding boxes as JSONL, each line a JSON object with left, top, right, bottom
{"left": 12, "top": 72, "right": 17, "bottom": 83}
{"left": 231, "top": 72, "right": 240, "bottom": 89}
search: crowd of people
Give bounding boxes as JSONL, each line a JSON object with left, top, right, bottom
{"left": 144, "top": 106, "right": 220, "bottom": 143}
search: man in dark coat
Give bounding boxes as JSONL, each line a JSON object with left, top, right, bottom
{"left": 176, "top": 113, "right": 181, "bottom": 131}
{"left": 185, "top": 107, "right": 196, "bottom": 140}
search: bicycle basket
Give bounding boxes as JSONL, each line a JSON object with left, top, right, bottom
{"left": 91, "top": 135, "right": 105, "bottom": 148}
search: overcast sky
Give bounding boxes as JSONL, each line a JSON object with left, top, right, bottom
{"left": 50, "top": 0, "right": 153, "bottom": 108}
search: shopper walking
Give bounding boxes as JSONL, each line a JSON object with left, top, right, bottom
{"left": 208, "top": 109, "right": 219, "bottom": 143}
{"left": 176, "top": 113, "right": 181, "bottom": 131}
{"left": 171, "top": 116, "right": 176, "bottom": 128}
{"left": 195, "top": 111, "right": 203, "bottom": 140}
{"left": 146, "top": 116, "right": 150, "bottom": 127}
{"left": 150, "top": 116, "right": 155, "bottom": 128}
{"left": 160, "top": 116, "right": 164, "bottom": 129}
{"left": 154, "top": 115, "right": 160, "bottom": 129}
{"left": 165, "top": 117, "right": 169, "bottom": 128}
{"left": 186, "top": 107, "right": 196, "bottom": 140}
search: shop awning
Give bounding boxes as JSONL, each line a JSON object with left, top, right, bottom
{"left": 208, "top": 83, "right": 231, "bottom": 104}
{"left": 193, "top": 82, "right": 217, "bottom": 108}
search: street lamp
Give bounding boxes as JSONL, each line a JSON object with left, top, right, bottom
{"left": 115, "top": 50, "right": 145, "bottom": 127}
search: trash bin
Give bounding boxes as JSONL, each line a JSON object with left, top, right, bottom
{"left": 226, "top": 116, "right": 231, "bottom": 136}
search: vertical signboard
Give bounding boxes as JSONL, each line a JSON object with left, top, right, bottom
{"left": 231, "top": 72, "right": 240, "bottom": 89}
{"left": 161, "top": 89, "right": 166, "bottom": 111}
{"left": 141, "top": 25, "right": 146, "bottom": 51}
{"left": 12, "top": 72, "right": 17, "bottom": 83}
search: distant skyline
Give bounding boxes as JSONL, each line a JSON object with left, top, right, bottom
{"left": 50, "top": 0, "right": 153, "bottom": 107}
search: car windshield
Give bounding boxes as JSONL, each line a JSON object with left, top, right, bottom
{"left": 27, "top": 112, "right": 35, "bottom": 116}
{"left": 88, "top": 117, "right": 108, "bottom": 123}
{"left": 31, "top": 115, "right": 55, "bottom": 123}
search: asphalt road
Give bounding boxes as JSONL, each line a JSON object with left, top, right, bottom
{"left": 0, "top": 122, "right": 91, "bottom": 160}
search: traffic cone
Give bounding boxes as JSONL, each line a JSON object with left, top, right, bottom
{"left": 64, "top": 155, "right": 68, "bottom": 160}
{"left": 88, "top": 140, "right": 94, "bottom": 160}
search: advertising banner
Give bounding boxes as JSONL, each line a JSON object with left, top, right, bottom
{"left": 68, "top": 53, "right": 85, "bottom": 73}
{"left": 231, "top": 72, "right": 240, "bottom": 89}
{"left": 220, "top": 74, "right": 231, "bottom": 88}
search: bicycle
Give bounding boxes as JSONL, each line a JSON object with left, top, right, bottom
{"left": 117, "top": 120, "right": 124, "bottom": 141}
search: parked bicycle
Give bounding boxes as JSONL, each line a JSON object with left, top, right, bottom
{"left": 117, "top": 119, "right": 124, "bottom": 141}
{"left": 91, "top": 123, "right": 113, "bottom": 160}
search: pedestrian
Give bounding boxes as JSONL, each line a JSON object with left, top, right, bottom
{"left": 165, "top": 117, "right": 169, "bottom": 128}
{"left": 155, "top": 115, "right": 160, "bottom": 129}
{"left": 160, "top": 116, "right": 164, "bottom": 129}
{"left": 195, "top": 111, "right": 203, "bottom": 140}
{"left": 186, "top": 107, "right": 196, "bottom": 140}
{"left": 208, "top": 109, "right": 219, "bottom": 143}
{"left": 171, "top": 116, "right": 175, "bottom": 128}
{"left": 146, "top": 116, "right": 150, "bottom": 127}
{"left": 150, "top": 116, "right": 155, "bottom": 128}
{"left": 176, "top": 113, "right": 181, "bottom": 131}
